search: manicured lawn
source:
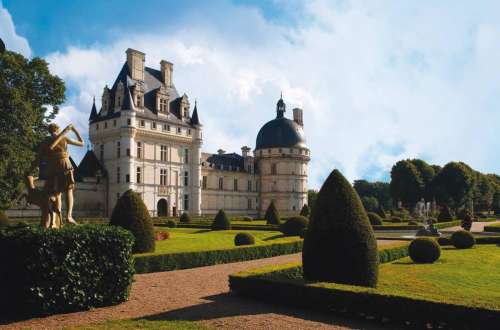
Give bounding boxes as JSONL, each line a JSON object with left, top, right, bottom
{"left": 231, "top": 220, "right": 268, "bottom": 226}
{"left": 251, "top": 244, "right": 500, "bottom": 311}
{"left": 138, "top": 228, "right": 300, "bottom": 256}
{"left": 69, "top": 319, "right": 209, "bottom": 329}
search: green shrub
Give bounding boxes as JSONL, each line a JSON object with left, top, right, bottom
{"left": 438, "top": 205, "right": 454, "bottom": 222}
{"left": 212, "top": 209, "right": 231, "bottom": 230}
{"left": 234, "top": 232, "right": 255, "bottom": 246}
{"left": 302, "top": 169, "right": 379, "bottom": 287}
{"left": 376, "top": 205, "right": 386, "bottom": 219}
{"left": 408, "top": 220, "right": 418, "bottom": 226}
{"left": 461, "top": 212, "right": 473, "bottom": 231}
{"left": 265, "top": 201, "right": 281, "bottom": 225}
{"left": 409, "top": 238, "right": 441, "bottom": 263}
{"left": 427, "top": 218, "right": 437, "bottom": 224}
{"left": 109, "top": 189, "right": 155, "bottom": 253}
{"left": 300, "top": 204, "right": 310, "bottom": 217}
{"left": 281, "top": 216, "right": 309, "bottom": 236}
{"left": 243, "top": 216, "right": 253, "bottom": 222}
{"left": 166, "top": 219, "right": 177, "bottom": 228}
{"left": 0, "top": 210, "right": 9, "bottom": 228}
{"left": 0, "top": 225, "right": 134, "bottom": 316}
{"left": 299, "top": 228, "right": 307, "bottom": 239}
{"left": 392, "top": 208, "right": 409, "bottom": 220}
{"left": 367, "top": 212, "right": 383, "bottom": 225}
{"left": 451, "top": 230, "right": 475, "bottom": 249}
{"left": 179, "top": 212, "right": 191, "bottom": 223}
{"left": 391, "top": 216, "right": 402, "bottom": 223}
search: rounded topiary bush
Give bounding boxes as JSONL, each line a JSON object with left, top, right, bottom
{"left": 300, "top": 204, "right": 310, "bottom": 217}
{"left": 451, "top": 230, "right": 475, "bottom": 249}
{"left": 234, "top": 232, "right": 255, "bottom": 246}
{"left": 409, "top": 238, "right": 441, "bottom": 263}
{"left": 110, "top": 189, "right": 155, "bottom": 253}
{"left": 179, "top": 212, "right": 191, "bottom": 223}
{"left": 265, "top": 201, "right": 281, "bottom": 225}
{"left": 212, "top": 209, "right": 231, "bottom": 230}
{"left": 302, "top": 169, "right": 379, "bottom": 287}
{"left": 242, "top": 216, "right": 253, "bottom": 222}
{"left": 438, "top": 205, "right": 454, "bottom": 222}
{"left": 166, "top": 219, "right": 177, "bottom": 228}
{"left": 391, "top": 216, "right": 402, "bottom": 223}
{"left": 408, "top": 220, "right": 418, "bottom": 226}
{"left": 281, "top": 216, "right": 309, "bottom": 236}
{"left": 0, "top": 210, "right": 9, "bottom": 228}
{"left": 367, "top": 212, "right": 383, "bottom": 226}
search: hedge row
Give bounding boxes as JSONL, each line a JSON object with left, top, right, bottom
{"left": 229, "top": 268, "right": 499, "bottom": 328}
{"left": 0, "top": 225, "right": 134, "bottom": 317}
{"left": 484, "top": 223, "right": 500, "bottom": 233}
{"left": 133, "top": 240, "right": 303, "bottom": 274}
{"left": 171, "top": 223, "right": 280, "bottom": 231}
{"left": 438, "top": 235, "right": 500, "bottom": 246}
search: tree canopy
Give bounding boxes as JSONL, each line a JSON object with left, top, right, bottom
{"left": 0, "top": 50, "right": 65, "bottom": 209}
{"left": 390, "top": 160, "right": 424, "bottom": 207}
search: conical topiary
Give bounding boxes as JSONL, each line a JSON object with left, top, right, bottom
{"left": 300, "top": 204, "right": 310, "bottom": 217}
{"left": 110, "top": 189, "right": 155, "bottom": 253}
{"left": 265, "top": 201, "right": 281, "bottom": 225}
{"left": 302, "top": 169, "right": 379, "bottom": 287}
{"left": 438, "top": 205, "right": 454, "bottom": 222}
{"left": 211, "top": 209, "right": 231, "bottom": 230}
{"left": 179, "top": 212, "right": 191, "bottom": 223}
{"left": 376, "top": 204, "right": 386, "bottom": 219}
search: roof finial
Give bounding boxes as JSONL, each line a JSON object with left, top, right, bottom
{"left": 280, "top": 91, "right": 283, "bottom": 99}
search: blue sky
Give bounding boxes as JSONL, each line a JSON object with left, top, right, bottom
{"left": 2, "top": 0, "right": 500, "bottom": 189}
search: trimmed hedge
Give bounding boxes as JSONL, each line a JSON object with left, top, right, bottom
{"left": 300, "top": 204, "right": 310, "bottom": 217}
{"left": 179, "top": 212, "right": 191, "bottom": 223}
{"left": 438, "top": 235, "right": 500, "bottom": 246}
{"left": 133, "top": 240, "right": 303, "bottom": 274}
{"left": 484, "top": 223, "right": 500, "bottom": 233}
{"left": 234, "top": 232, "right": 255, "bottom": 246}
{"left": 409, "top": 238, "right": 441, "bottom": 263}
{"left": 265, "top": 201, "right": 281, "bottom": 225}
{"left": 0, "top": 225, "right": 134, "bottom": 317}
{"left": 166, "top": 219, "right": 177, "bottom": 228}
{"left": 451, "top": 230, "right": 475, "bottom": 249}
{"left": 212, "top": 209, "right": 231, "bottom": 230}
{"left": 110, "top": 189, "right": 155, "bottom": 253}
{"left": 229, "top": 264, "right": 500, "bottom": 329}
{"left": 281, "top": 216, "right": 309, "bottom": 236}
{"left": 367, "top": 212, "right": 383, "bottom": 225}
{"left": 438, "top": 205, "right": 454, "bottom": 222}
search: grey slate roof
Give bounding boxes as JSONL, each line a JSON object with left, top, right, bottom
{"left": 74, "top": 150, "right": 107, "bottom": 181}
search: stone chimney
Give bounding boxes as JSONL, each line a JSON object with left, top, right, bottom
{"left": 160, "top": 60, "right": 173, "bottom": 87}
{"left": 217, "top": 149, "right": 225, "bottom": 155}
{"left": 241, "top": 146, "right": 251, "bottom": 157}
{"left": 293, "top": 108, "right": 303, "bottom": 126}
{"left": 126, "top": 48, "right": 145, "bottom": 81}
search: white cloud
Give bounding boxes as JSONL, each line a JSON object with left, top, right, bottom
{"left": 45, "top": 0, "right": 500, "bottom": 189}
{"left": 0, "top": 2, "right": 31, "bottom": 56}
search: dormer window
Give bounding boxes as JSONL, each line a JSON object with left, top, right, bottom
{"left": 183, "top": 107, "right": 189, "bottom": 118}
{"left": 136, "top": 94, "right": 143, "bottom": 108}
{"left": 115, "top": 81, "right": 124, "bottom": 109}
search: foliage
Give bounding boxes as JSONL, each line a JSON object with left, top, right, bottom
{"left": 307, "top": 190, "right": 318, "bottom": 214}
{"left": 302, "top": 169, "right": 379, "bottom": 287}
{"left": 451, "top": 230, "right": 475, "bottom": 249}
{"left": 408, "top": 238, "right": 441, "bottom": 263}
{"left": 211, "top": 209, "right": 231, "bottom": 230}
{"left": 376, "top": 204, "right": 386, "bottom": 219}
{"left": 428, "top": 162, "right": 475, "bottom": 209}
{"left": 367, "top": 212, "right": 383, "bottom": 225}
{"left": 438, "top": 205, "right": 454, "bottom": 222}
{"left": 264, "top": 201, "right": 281, "bottom": 225}
{"left": 0, "top": 225, "right": 134, "bottom": 316}
{"left": 299, "top": 204, "right": 310, "bottom": 217}
{"left": 408, "top": 220, "right": 418, "bottom": 225}
{"left": 234, "top": 232, "right": 255, "bottom": 246}
{"left": 280, "top": 216, "right": 309, "bottom": 236}
{"left": 390, "top": 160, "right": 424, "bottom": 208}
{"left": 391, "top": 216, "right": 402, "bottom": 223}
{"left": 461, "top": 211, "right": 473, "bottom": 231}
{"left": 110, "top": 189, "right": 155, "bottom": 253}
{"left": 409, "top": 159, "right": 436, "bottom": 199}
{"left": 473, "top": 173, "right": 495, "bottom": 211}
{"left": 179, "top": 212, "right": 191, "bottom": 223}
{"left": 0, "top": 50, "right": 65, "bottom": 209}
{"left": 484, "top": 223, "right": 500, "bottom": 233}
{"left": 361, "top": 196, "right": 379, "bottom": 212}
{"left": 166, "top": 219, "right": 177, "bottom": 228}
{"left": 353, "top": 180, "right": 392, "bottom": 210}
{"left": 242, "top": 216, "right": 253, "bottom": 221}
{"left": 134, "top": 239, "right": 303, "bottom": 274}
{"left": 0, "top": 210, "right": 9, "bottom": 228}
{"left": 492, "top": 191, "right": 500, "bottom": 215}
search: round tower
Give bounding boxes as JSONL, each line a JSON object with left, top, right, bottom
{"left": 255, "top": 96, "right": 310, "bottom": 217}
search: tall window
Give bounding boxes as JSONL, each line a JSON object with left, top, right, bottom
{"left": 136, "top": 167, "right": 142, "bottom": 184}
{"left": 116, "top": 141, "right": 121, "bottom": 158}
{"left": 247, "top": 180, "right": 252, "bottom": 192}
{"left": 160, "top": 145, "right": 167, "bottom": 161}
{"left": 140, "top": 120, "right": 145, "bottom": 127}
{"left": 247, "top": 199, "right": 252, "bottom": 210}
{"left": 137, "top": 142, "right": 142, "bottom": 159}
{"left": 183, "top": 194, "right": 189, "bottom": 211}
{"left": 174, "top": 171, "right": 178, "bottom": 186}
{"left": 152, "top": 122, "right": 157, "bottom": 129}
{"left": 116, "top": 167, "right": 120, "bottom": 183}
{"left": 127, "top": 118, "right": 131, "bottom": 126}
{"left": 233, "top": 178, "right": 238, "bottom": 191}
{"left": 184, "top": 148, "right": 189, "bottom": 164}
{"left": 100, "top": 144, "right": 104, "bottom": 161}
{"left": 126, "top": 174, "right": 130, "bottom": 183}
{"left": 218, "top": 177, "right": 224, "bottom": 190}
{"left": 159, "top": 98, "right": 168, "bottom": 112}
{"left": 136, "top": 95, "right": 143, "bottom": 108}
{"left": 202, "top": 176, "right": 207, "bottom": 190}
{"left": 160, "top": 169, "right": 167, "bottom": 186}
{"left": 126, "top": 148, "right": 130, "bottom": 157}
{"left": 247, "top": 164, "right": 252, "bottom": 173}
{"left": 271, "top": 163, "right": 277, "bottom": 175}
{"left": 184, "top": 171, "right": 189, "bottom": 186}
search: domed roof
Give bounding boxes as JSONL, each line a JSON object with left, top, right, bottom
{"left": 256, "top": 117, "right": 306, "bottom": 150}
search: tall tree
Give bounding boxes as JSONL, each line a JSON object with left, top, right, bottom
{"left": 390, "top": 160, "right": 424, "bottom": 208}
{"left": 428, "top": 162, "right": 475, "bottom": 209}
{"left": 353, "top": 180, "right": 392, "bottom": 209}
{"left": 0, "top": 50, "right": 65, "bottom": 209}
{"left": 473, "top": 173, "right": 494, "bottom": 211}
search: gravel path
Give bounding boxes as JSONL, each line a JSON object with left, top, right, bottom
{"left": 1, "top": 240, "right": 403, "bottom": 330}
{"left": 441, "top": 220, "right": 500, "bottom": 233}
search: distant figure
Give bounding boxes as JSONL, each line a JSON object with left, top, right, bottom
{"left": 41, "top": 123, "right": 84, "bottom": 226}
